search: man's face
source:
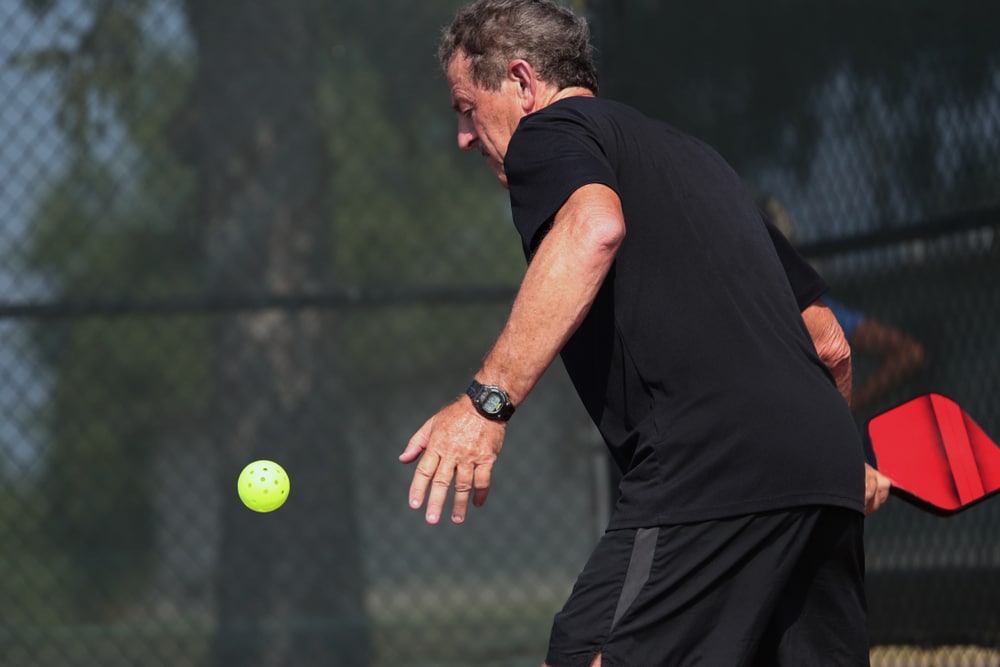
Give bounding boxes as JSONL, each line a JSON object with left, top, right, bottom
{"left": 446, "top": 53, "right": 524, "bottom": 189}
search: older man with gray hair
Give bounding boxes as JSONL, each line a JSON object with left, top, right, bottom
{"left": 399, "top": 1, "right": 890, "bottom": 664}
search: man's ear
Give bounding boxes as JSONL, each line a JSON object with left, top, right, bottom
{"left": 508, "top": 59, "right": 537, "bottom": 112}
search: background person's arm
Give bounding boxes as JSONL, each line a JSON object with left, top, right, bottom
{"left": 849, "top": 317, "right": 926, "bottom": 414}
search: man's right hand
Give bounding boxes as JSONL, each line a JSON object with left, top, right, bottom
{"left": 399, "top": 398, "right": 506, "bottom": 525}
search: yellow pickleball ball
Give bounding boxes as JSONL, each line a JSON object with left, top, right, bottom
{"left": 237, "top": 460, "right": 290, "bottom": 512}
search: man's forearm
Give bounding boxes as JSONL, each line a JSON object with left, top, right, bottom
{"left": 478, "top": 184, "right": 625, "bottom": 406}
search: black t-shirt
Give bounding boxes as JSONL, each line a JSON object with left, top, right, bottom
{"left": 504, "top": 97, "right": 865, "bottom": 527}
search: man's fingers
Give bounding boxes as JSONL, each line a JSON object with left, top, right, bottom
{"left": 403, "top": 400, "right": 506, "bottom": 525}
{"left": 864, "top": 465, "right": 893, "bottom": 515}
{"left": 451, "top": 463, "right": 475, "bottom": 524}
{"left": 425, "top": 460, "right": 456, "bottom": 524}
{"left": 399, "top": 419, "right": 433, "bottom": 463}
{"left": 414, "top": 458, "right": 488, "bottom": 524}
{"left": 472, "top": 463, "right": 493, "bottom": 507}
{"left": 875, "top": 472, "right": 892, "bottom": 509}
{"left": 408, "top": 451, "right": 439, "bottom": 511}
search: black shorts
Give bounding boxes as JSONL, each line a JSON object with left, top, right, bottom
{"left": 545, "top": 506, "right": 869, "bottom": 667}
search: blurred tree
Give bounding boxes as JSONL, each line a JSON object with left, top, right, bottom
{"left": 14, "top": 0, "right": 514, "bottom": 663}
{"left": 173, "top": 1, "right": 373, "bottom": 664}
{"left": 15, "top": 0, "right": 204, "bottom": 619}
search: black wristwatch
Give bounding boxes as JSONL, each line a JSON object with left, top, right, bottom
{"left": 465, "top": 379, "right": 516, "bottom": 422}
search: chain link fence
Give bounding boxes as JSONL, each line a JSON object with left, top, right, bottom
{"left": 0, "top": 1, "right": 998, "bottom": 666}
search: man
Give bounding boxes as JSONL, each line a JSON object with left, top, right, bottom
{"left": 398, "top": 1, "right": 891, "bottom": 665}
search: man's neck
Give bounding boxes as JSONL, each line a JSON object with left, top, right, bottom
{"left": 536, "top": 86, "right": 595, "bottom": 110}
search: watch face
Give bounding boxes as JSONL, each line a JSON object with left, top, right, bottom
{"left": 482, "top": 391, "right": 504, "bottom": 415}
{"left": 466, "top": 381, "right": 513, "bottom": 421}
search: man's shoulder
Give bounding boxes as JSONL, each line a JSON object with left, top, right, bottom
{"left": 532, "top": 96, "right": 689, "bottom": 144}
{"left": 513, "top": 97, "right": 638, "bottom": 146}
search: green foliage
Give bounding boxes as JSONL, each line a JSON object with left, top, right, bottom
{"left": 0, "top": 488, "right": 75, "bottom": 626}
{"left": 12, "top": 0, "right": 208, "bottom": 620}
{"left": 11, "top": 0, "right": 151, "bottom": 149}
{"left": 317, "top": 1, "right": 523, "bottom": 379}
{"left": 36, "top": 315, "right": 210, "bottom": 617}
{"left": 11, "top": 0, "right": 523, "bottom": 622}
{"left": 319, "top": 0, "right": 521, "bottom": 289}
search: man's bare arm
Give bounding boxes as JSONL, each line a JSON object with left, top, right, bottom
{"left": 478, "top": 183, "right": 624, "bottom": 404}
{"left": 399, "top": 183, "right": 625, "bottom": 524}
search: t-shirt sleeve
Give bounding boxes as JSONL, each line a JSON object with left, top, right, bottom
{"left": 504, "top": 109, "right": 618, "bottom": 257}
{"left": 762, "top": 214, "right": 829, "bottom": 310}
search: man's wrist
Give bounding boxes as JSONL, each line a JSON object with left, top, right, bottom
{"left": 465, "top": 379, "right": 516, "bottom": 421}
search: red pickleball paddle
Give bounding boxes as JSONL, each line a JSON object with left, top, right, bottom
{"left": 867, "top": 393, "right": 1000, "bottom": 515}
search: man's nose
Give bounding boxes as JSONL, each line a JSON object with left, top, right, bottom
{"left": 457, "top": 120, "right": 477, "bottom": 151}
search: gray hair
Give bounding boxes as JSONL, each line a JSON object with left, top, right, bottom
{"left": 438, "top": 0, "right": 598, "bottom": 94}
